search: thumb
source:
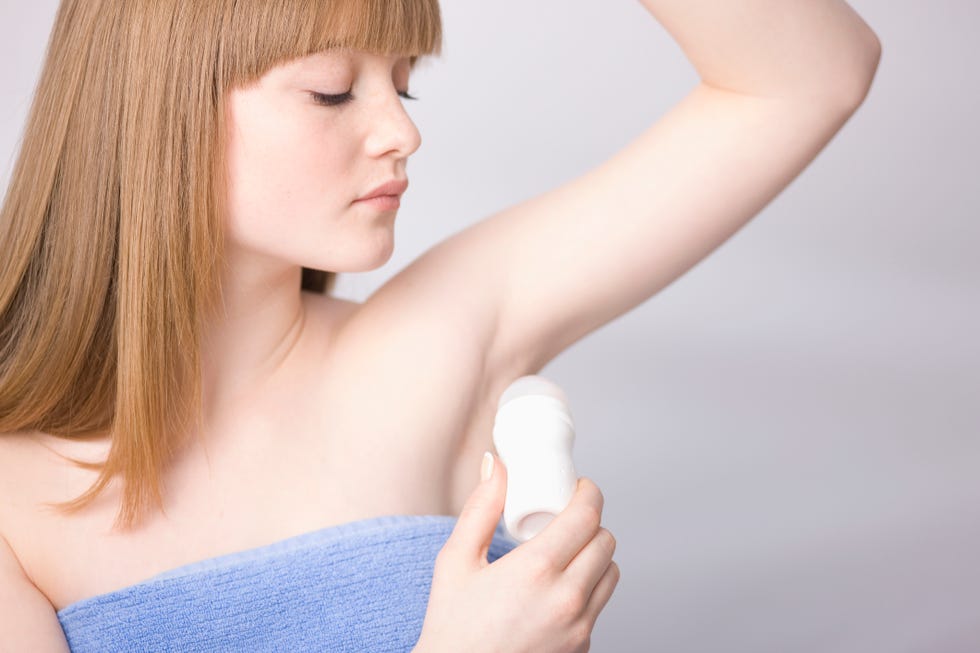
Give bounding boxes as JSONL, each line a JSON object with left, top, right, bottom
{"left": 443, "top": 451, "right": 507, "bottom": 570}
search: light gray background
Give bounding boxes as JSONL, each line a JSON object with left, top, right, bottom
{"left": 3, "top": 1, "right": 977, "bottom": 651}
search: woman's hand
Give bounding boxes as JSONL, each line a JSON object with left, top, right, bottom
{"left": 414, "top": 454, "right": 620, "bottom": 653}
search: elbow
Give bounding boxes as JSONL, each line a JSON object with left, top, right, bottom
{"left": 838, "top": 32, "right": 883, "bottom": 112}
{"left": 784, "top": 32, "right": 883, "bottom": 115}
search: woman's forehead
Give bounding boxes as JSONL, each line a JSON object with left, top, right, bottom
{"left": 263, "top": 49, "right": 412, "bottom": 86}
{"left": 300, "top": 48, "right": 412, "bottom": 66}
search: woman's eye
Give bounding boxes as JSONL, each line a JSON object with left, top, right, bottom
{"left": 311, "top": 91, "right": 352, "bottom": 107}
{"left": 310, "top": 90, "right": 418, "bottom": 107}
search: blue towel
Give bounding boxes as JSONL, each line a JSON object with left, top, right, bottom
{"left": 56, "top": 514, "right": 519, "bottom": 652}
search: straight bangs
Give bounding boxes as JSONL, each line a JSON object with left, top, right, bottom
{"left": 221, "top": 0, "right": 443, "bottom": 88}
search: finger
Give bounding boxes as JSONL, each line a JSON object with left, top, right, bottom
{"left": 582, "top": 560, "right": 620, "bottom": 629}
{"left": 441, "top": 453, "right": 509, "bottom": 572}
{"left": 563, "top": 527, "right": 616, "bottom": 597}
{"left": 526, "top": 477, "right": 604, "bottom": 571}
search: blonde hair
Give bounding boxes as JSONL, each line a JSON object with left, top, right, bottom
{"left": 0, "top": 0, "right": 442, "bottom": 532}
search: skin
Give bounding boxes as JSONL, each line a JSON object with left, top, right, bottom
{"left": 203, "top": 48, "right": 422, "bottom": 431}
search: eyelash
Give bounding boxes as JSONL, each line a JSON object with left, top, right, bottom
{"left": 311, "top": 90, "right": 418, "bottom": 107}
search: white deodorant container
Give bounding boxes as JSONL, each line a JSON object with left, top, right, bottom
{"left": 492, "top": 375, "right": 578, "bottom": 543}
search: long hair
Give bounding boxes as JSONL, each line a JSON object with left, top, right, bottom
{"left": 0, "top": 0, "right": 442, "bottom": 532}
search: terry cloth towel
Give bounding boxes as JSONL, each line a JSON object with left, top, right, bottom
{"left": 56, "top": 514, "right": 520, "bottom": 652}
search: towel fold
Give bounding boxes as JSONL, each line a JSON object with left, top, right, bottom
{"left": 57, "top": 514, "right": 519, "bottom": 652}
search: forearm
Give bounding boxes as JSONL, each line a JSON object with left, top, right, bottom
{"left": 637, "top": 0, "right": 881, "bottom": 101}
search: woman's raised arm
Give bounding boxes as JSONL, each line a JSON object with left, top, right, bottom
{"left": 375, "top": 0, "right": 881, "bottom": 383}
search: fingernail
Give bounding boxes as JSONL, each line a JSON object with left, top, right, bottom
{"left": 480, "top": 451, "right": 494, "bottom": 482}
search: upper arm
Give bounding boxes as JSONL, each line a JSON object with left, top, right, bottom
{"left": 0, "top": 530, "right": 71, "bottom": 652}
{"left": 426, "top": 80, "right": 873, "bottom": 379}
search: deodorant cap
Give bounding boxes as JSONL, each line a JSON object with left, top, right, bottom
{"left": 497, "top": 375, "right": 568, "bottom": 409}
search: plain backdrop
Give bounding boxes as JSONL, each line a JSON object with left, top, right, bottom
{"left": 2, "top": 1, "right": 978, "bottom": 651}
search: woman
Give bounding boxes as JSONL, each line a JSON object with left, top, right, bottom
{"left": 0, "top": 0, "right": 880, "bottom": 650}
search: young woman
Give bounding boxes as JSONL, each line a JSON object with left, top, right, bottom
{"left": 0, "top": 0, "right": 880, "bottom": 650}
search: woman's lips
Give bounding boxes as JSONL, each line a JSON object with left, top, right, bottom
{"left": 354, "top": 194, "right": 400, "bottom": 210}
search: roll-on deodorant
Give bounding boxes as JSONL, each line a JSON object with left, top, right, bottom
{"left": 492, "top": 375, "right": 578, "bottom": 542}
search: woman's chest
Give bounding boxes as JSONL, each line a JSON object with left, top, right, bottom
{"left": 5, "top": 317, "right": 506, "bottom": 613}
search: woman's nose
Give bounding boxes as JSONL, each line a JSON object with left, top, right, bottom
{"left": 363, "top": 91, "right": 422, "bottom": 159}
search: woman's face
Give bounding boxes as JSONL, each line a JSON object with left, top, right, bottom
{"left": 223, "top": 48, "right": 421, "bottom": 274}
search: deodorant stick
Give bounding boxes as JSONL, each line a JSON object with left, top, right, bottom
{"left": 492, "top": 375, "right": 578, "bottom": 543}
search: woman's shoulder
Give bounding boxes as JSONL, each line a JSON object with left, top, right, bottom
{"left": 0, "top": 429, "right": 42, "bottom": 499}
{"left": 0, "top": 431, "right": 59, "bottom": 520}
{"left": 0, "top": 430, "right": 35, "bottom": 546}
{"left": 0, "top": 430, "right": 109, "bottom": 535}
{"left": 0, "top": 429, "right": 119, "bottom": 610}
{"left": 0, "top": 431, "right": 46, "bottom": 562}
